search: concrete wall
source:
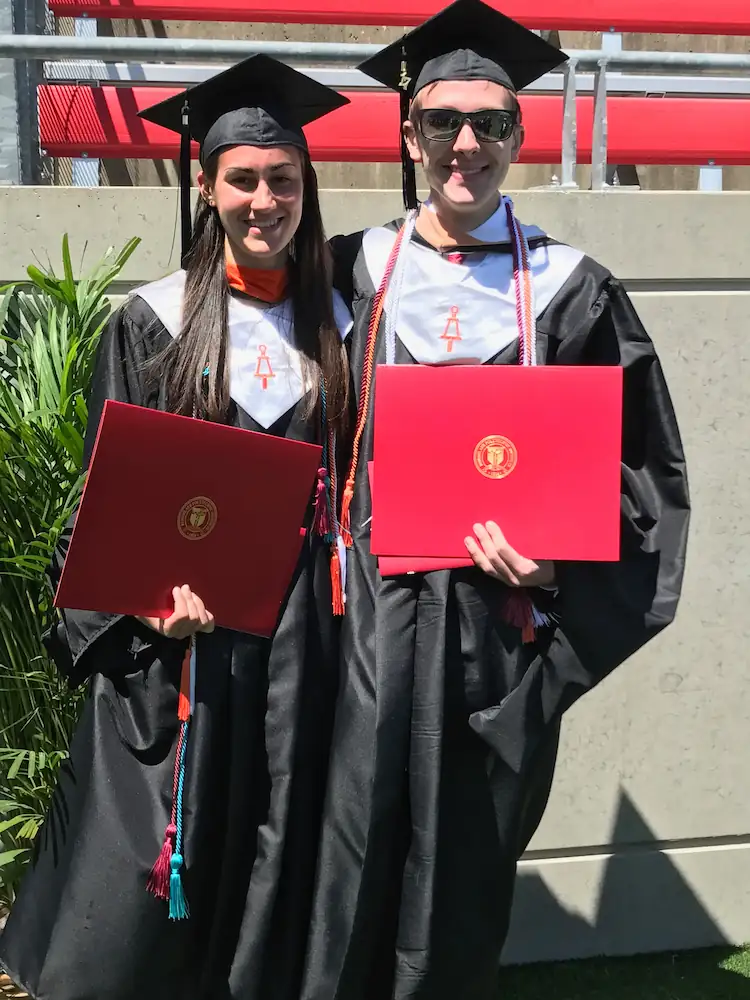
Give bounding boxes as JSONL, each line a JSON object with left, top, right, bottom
{"left": 1, "top": 187, "right": 749, "bottom": 964}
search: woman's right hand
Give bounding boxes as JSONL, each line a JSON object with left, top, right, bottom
{"left": 136, "top": 585, "right": 215, "bottom": 639}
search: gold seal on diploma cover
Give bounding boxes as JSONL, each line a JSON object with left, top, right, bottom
{"left": 178, "top": 496, "right": 218, "bottom": 540}
{"left": 473, "top": 436, "right": 517, "bottom": 480}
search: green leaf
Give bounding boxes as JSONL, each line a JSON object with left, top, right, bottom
{"left": 0, "top": 849, "right": 27, "bottom": 867}
{"left": 7, "top": 752, "right": 26, "bottom": 780}
{"left": 19, "top": 818, "right": 41, "bottom": 839}
{"left": 62, "top": 233, "right": 76, "bottom": 299}
{"left": 0, "top": 814, "right": 28, "bottom": 834}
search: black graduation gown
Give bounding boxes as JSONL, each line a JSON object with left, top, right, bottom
{"left": 302, "top": 222, "right": 690, "bottom": 1000}
{"left": 0, "top": 291, "right": 342, "bottom": 1000}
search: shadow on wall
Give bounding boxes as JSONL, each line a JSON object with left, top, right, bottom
{"left": 502, "top": 789, "right": 742, "bottom": 970}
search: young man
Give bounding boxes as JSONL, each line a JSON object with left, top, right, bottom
{"left": 312, "top": 0, "right": 691, "bottom": 996}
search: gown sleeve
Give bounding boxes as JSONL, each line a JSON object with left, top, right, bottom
{"left": 44, "top": 299, "right": 182, "bottom": 687}
{"left": 470, "top": 275, "right": 690, "bottom": 772}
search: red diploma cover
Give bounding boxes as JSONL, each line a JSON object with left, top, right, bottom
{"left": 54, "top": 400, "right": 322, "bottom": 636}
{"left": 370, "top": 365, "right": 623, "bottom": 563}
{"left": 368, "top": 463, "right": 471, "bottom": 576}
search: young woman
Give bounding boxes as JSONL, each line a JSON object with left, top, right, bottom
{"left": 0, "top": 56, "right": 353, "bottom": 1000}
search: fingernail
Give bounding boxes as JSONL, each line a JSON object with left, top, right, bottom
{"left": 473, "top": 524, "right": 482, "bottom": 533}
{"left": 464, "top": 537, "right": 473, "bottom": 547}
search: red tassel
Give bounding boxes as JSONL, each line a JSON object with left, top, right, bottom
{"left": 312, "top": 467, "right": 330, "bottom": 537}
{"left": 340, "top": 484, "right": 354, "bottom": 548}
{"left": 503, "top": 590, "right": 536, "bottom": 644}
{"left": 147, "top": 822, "right": 176, "bottom": 901}
{"left": 330, "top": 546, "right": 345, "bottom": 616}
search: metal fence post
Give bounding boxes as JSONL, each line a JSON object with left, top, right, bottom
{"left": 590, "top": 58, "right": 609, "bottom": 190}
{"left": 560, "top": 58, "right": 578, "bottom": 189}
{"left": 72, "top": 16, "right": 100, "bottom": 187}
{"left": 0, "top": 0, "right": 20, "bottom": 182}
{"left": 10, "top": 0, "right": 46, "bottom": 183}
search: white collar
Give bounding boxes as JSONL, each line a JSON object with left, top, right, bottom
{"left": 129, "top": 271, "right": 353, "bottom": 429}
{"left": 422, "top": 194, "right": 545, "bottom": 244}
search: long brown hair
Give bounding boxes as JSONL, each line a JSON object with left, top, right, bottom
{"left": 153, "top": 149, "right": 349, "bottom": 434}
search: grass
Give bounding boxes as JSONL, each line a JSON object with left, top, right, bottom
{"left": 503, "top": 946, "right": 750, "bottom": 998}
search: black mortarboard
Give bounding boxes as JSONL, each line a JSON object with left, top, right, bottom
{"left": 138, "top": 54, "right": 350, "bottom": 265}
{"left": 357, "top": 0, "right": 568, "bottom": 210}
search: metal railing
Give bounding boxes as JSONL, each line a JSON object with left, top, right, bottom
{"left": 2, "top": 33, "right": 750, "bottom": 190}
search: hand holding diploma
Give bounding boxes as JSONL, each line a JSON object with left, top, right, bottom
{"left": 136, "top": 584, "right": 216, "bottom": 638}
{"left": 465, "top": 521, "right": 556, "bottom": 588}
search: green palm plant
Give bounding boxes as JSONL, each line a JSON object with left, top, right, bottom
{"left": 0, "top": 235, "right": 140, "bottom": 909}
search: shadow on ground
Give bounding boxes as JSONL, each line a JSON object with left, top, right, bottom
{"left": 501, "top": 789, "right": 749, "bottom": 997}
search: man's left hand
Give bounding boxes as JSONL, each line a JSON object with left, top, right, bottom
{"left": 464, "top": 521, "right": 555, "bottom": 588}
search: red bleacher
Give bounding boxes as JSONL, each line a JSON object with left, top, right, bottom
{"left": 38, "top": 0, "right": 750, "bottom": 169}
{"left": 38, "top": 86, "right": 750, "bottom": 166}
{"left": 45, "top": 0, "right": 750, "bottom": 34}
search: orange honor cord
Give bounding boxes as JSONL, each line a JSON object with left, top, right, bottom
{"left": 339, "top": 222, "right": 409, "bottom": 546}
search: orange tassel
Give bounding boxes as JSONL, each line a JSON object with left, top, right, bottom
{"left": 330, "top": 546, "right": 345, "bottom": 616}
{"left": 521, "top": 620, "right": 536, "bottom": 644}
{"left": 339, "top": 485, "right": 354, "bottom": 548}
{"left": 177, "top": 643, "right": 192, "bottom": 722}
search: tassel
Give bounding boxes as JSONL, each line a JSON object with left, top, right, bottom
{"left": 179, "top": 100, "right": 193, "bottom": 268}
{"left": 169, "top": 852, "right": 189, "bottom": 920}
{"left": 312, "top": 467, "right": 331, "bottom": 537}
{"left": 177, "top": 645, "right": 191, "bottom": 723}
{"left": 330, "top": 545, "right": 345, "bottom": 616}
{"left": 147, "top": 691, "right": 187, "bottom": 902}
{"left": 340, "top": 484, "right": 354, "bottom": 548}
{"left": 169, "top": 715, "right": 190, "bottom": 920}
{"left": 146, "top": 822, "right": 176, "bottom": 901}
{"left": 502, "top": 590, "right": 537, "bottom": 644}
{"left": 532, "top": 604, "right": 554, "bottom": 629}
{"left": 149, "top": 640, "right": 193, "bottom": 916}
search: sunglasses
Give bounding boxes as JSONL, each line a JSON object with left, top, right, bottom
{"left": 417, "top": 108, "right": 518, "bottom": 143}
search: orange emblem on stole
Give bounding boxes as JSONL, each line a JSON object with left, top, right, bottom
{"left": 473, "top": 435, "right": 518, "bottom": 480}
{"left": 255, "top": 344, "right": 275, "bottom": 389}
{"left": 177, "top": 496, "right": 218, "bottom": 540}
{"left": 441, "top": 306, "right": 462, "bottom": 353}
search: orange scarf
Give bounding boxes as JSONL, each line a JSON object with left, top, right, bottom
{"left": 226, "top": 260, "right": 288, "bottom": 304}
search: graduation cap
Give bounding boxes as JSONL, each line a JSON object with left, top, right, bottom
{"left": 356, "top": 0, "right": 568, "bottom": 210}
{"left": 138, "top": 54, "right": 350, "bottom": 265}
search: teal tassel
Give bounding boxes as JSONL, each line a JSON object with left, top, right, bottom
{"left": 169, "top": 853, "right": 189, "bottom": 920}
{"left": 168, "top": 718, "right": 190, "bottom": 920}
